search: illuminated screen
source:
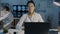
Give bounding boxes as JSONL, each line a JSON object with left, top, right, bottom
{"left": 22, "top": 6, "right": 25, "bottom": 11}
{"left": 13, "top": 6, "right": 17, "bottom": 10}
{"left": 18, "top": 6, "right": 21, "bottom": 11}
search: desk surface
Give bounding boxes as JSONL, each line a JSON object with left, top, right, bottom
{"left": 0, "top": 29, "right": 58, "bottom": 34}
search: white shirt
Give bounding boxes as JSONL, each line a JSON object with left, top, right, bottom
{"left": 16, "top": 12, "right": 44, "bottom": 30}
{"left": 0, "top": 11, "right": 14, "bottom": 27}
{"left": 24, "top": 13, "right": 44, "bottom": 22}
{"left": 0, "top": 11, "right": 9, "bottom": 21}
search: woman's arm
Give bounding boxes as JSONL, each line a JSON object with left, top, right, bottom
{"left": 38, "top": 14, "right": 44, "bottom": 22}
{"left": 16, "top": 14, "right": 26, "bottom": 30}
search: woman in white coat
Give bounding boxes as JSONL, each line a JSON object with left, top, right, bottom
{"left": 16, "top": 1, "right": 44, "bottom": 34}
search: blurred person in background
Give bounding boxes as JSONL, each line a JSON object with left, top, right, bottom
{"left": 0, "top": 6, "right": 14, "bottom": 28}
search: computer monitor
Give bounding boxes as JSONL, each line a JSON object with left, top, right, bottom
{"left": 18, "top": 6, "right": 21, "bottom": 11}
{"left": 22, "top": 6, "right": 25, "bottom": 11}
{"left": 13, "top": 5, "right": 17, "bottom": 11}
{"left": 24, "top": 22, "right": 50, "bottom": 34}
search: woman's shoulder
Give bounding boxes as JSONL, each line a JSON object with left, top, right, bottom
{"left": 34, "top": 12, "right": 41, "bottom": 16}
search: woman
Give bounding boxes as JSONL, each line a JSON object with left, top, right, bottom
{"left": 16, "top": 1, "right": 44, "bottom": 34}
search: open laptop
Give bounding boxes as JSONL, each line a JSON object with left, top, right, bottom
{"left": 24, "top": 22, "right": 50, "bottom": 34}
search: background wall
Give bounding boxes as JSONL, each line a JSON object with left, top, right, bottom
{"left": 0, "top": 0, "right": 60, "bottom": 28}
{"left": 0, "top": 0, "right": 1, "bottom": 11}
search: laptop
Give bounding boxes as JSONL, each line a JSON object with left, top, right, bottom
{"left": 24, "top": 22, "right": 50, "bottom": 34}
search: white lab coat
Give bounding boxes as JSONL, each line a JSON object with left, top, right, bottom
{"left": 16, "top": 12, "right": 44, "bottom": 34}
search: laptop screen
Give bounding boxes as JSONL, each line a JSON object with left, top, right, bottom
{"left": 24, "top": 22, "right": 50, "bottom": 34}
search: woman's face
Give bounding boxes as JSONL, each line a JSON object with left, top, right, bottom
{"left": 28, "top": 3, "right": 35, "bottom": 13}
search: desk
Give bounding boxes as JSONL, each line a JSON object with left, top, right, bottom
{"left": 8, "top": 29, "right": 24, "bottom": 34}
{"left": 0, "top": 29, "right": 58, "bottom": 34}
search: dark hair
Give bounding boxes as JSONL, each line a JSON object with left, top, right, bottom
{"left": 27, "top": 1, "right": 35, "bottom": 6}
{"left": 3, "top": 6, "right": 9, "bottom": 11}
